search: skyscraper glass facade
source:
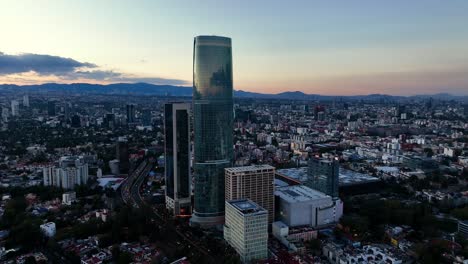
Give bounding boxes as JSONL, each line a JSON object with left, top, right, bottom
{"left": 192, "top": 35, "right": 234, "bottom": 225}
{"left": 306, "top": 157, "right": 339, "bottom": 197}
{"left": 126, "top": 104, "right": 135, "bottom": 123}
{"left": 164, "top": 103, "right": 191, "bottom": 215}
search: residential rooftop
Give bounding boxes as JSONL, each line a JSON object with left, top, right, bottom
{"left": 275, "top": 185, "right": 330, "bottom": 203}
{"left": 276, "top": 167, "right": 380, "bottom": 186}
{"left": 227, "top": 199, "right": 267, "bottom": 215}
{"left": 225, "top": 165, "right": 275, "bottom": 173}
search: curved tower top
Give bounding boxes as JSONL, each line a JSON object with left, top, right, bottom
{"left": 193, "top": 35, "right": 233, "bottom": 102}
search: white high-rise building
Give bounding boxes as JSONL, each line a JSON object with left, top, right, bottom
{"left": 60, "top": 167, "right": 77, "bottom": 189}
{"left": 23, "top": 95, "right": 29, "bottom": 107}
{"left": 76, "top": 163, "right": 89, "bottom": 185}
{"left": 43, "top": 166, "right": 56, "bottom": 186}
{"left": 42, "top": 159, "right": 89, "bottom": 189}
{"left": 11, "top": 100, "right": 19, "bottom": 116}
{"left": 1, "top": 107, "right": 9, "bottom": 122}
{"left": 224, "top": 199, "right": 268, "bottom": 263}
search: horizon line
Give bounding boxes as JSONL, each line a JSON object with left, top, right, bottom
{"left": 0, "top": 82, "right": 467, "bottom": 97}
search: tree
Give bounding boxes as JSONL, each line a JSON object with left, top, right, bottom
{"left": 24, "top": 256, "right": 37, "bottom": 264}
{"left": 423, "top": 148, "right": 434, "bottom": 157}
{"left": 415, "top": 243, "right": 445, "bottom": 264}
{"left": 117, "top": 251, "right": 133, "bottom": 264}
{"left": 6, "top": 217, "right": 43, "bottom": 249}
{"left": 1, "top": 197, "right": 28, "bottom": 227}
{"left": 452, "top": 206, "right": 468, "bottom": 220}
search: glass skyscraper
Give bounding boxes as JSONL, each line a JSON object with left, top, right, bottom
{"left": 306, "top": 157, "right": 339, "bottom": 197}
{"left": 191, "top": 35, "right": 234, "bottom": 226}
{"left": 164, "top": 103, "right": 191, "bottom": 216}
{"left": 126, "top": 103, "right": 135, "bottom": 123}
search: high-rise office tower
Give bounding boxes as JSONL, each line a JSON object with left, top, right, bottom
{"left": 105, "top": 113, "right": 115, "bottom": 128}
{"left": 126, "top": 104, "right": 135, "bottom": 123}
{"left": 225, "top": 165, "right": 275, "bottom": 224}
{"left": 43, "top": 166, "right": 57, "bottom": 186}
{"left": 164, "top": 103, "right": 191, "bottom": 216}
{"left": 64, "top": 102, "right": 72, "bottom": 120}
{"left": 116, "top": 139, "right": 129, "bottom": 174}
{"left": 142, "top": 108, "right": 152, "bottom": 126}
{"left": 306, "top": 156, "right": 339, "bottom": 197}
{"left": 11, "top": 100, "right": 19, "bottom": 116}
{"left": 224, "top": 199, "right": 268, "bottom": 263}
{"left": 191, "top": 35, "right": 234, "bottom": 227}
{"left": 48, "top": 101, "right": 56, "bottom": 116}
{"left": 23, "top": 95, "right": 29, "bottom": 107}
{"left": 71, "top": 114, "right": 81, "bottom": 128}
{"left": 1, "top": 108, "right": 9, "bottom": 122}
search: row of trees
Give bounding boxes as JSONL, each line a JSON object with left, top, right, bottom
{"left": 341, "top": 198, "right": 457, "bottom": 240}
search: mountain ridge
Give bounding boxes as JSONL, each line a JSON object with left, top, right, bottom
{"left": 0, "top": 83, "right": 466, "bottom": 101}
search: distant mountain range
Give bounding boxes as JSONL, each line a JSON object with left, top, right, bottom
{"left": 0, "top": 83, "right": 466, "bottom": 101}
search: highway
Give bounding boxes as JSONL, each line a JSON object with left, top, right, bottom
{"left": 120, "top": 160, "right": 149, "bottom": 208}
{"left": 119, "top": 159, "right": 216, "bottom": 263}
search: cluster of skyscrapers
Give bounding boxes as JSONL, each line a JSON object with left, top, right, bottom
{"left": 162, "top": 36, "right": 268, "bottom": 261}
{"left": 162, "top": 35, "right": 342, "bottom": 263}
{"left": 164, "top": 35, "right": 234, "bottom": 225}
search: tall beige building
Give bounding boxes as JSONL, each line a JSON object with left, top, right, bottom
{"left": 225, "top": 165, "right": 275, "bottom": 223}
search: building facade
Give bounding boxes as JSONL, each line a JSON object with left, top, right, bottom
{"left": 192, "top": 35, "right": 234, "bottom": 226}
{"left": 47, "top": 101, "right": 56, "bottom": 116}
{"left": 43, "top": 157, "right": 89, "bottom": 189}
{"left": 164, "top": 103, "right": 192, "bottom": 216}
{"left": 126, "top": 104, "right": 135, "bottom": 123}
{"left": 307, "top": 157, "right": 339, "bottom": 197}
{"left": 459, "top": 220, "right": 468, "bottom": 237}
{"left": 22, "top": 95, "right": 29, "bottom": 107}
{"left": 116, "top": 139, "right": 129, "bottom": 174}
{"left": 224, "top": 200, "right": 268, "bottom": 263}
{"left": 11, "top": 100, "right": 19, "bottom": 116}
{"left": 275, "top": 185, "right": 343, "bottom": 228}
{"left": 62, "top": 191, "right": 77, "bottom": 205}
{"left": 225, "top": 165, "right": 275, "bottom": 223}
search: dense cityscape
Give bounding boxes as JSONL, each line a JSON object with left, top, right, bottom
{"left": 0, "top": 35, "right": 467, "bottom": 264}
{"left": 1, "top": 1, "right": 468, "bottom": 263}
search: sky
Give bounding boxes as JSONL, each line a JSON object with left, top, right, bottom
{"left": 1, "top": 0, "right": 468, "bottom": 95}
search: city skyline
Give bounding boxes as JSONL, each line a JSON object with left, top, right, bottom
{"left": 1, "top": 1, "right": 468, "bottom": 96}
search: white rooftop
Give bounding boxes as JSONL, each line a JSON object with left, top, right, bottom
{"left": 228, "top": 199, "right": 267, "bottom": 215}
{"left": 275, "top": 185, "right": 330, "bottom": 203}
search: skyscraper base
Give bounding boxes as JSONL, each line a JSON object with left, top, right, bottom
{"left": 189, "top": 213, "right": 225, "bottom": 229}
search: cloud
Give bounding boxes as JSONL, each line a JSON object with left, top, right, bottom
{"left": 0, "top": 51, "right": 189, "bottom": 86}
{"left": 72, "top": 70, "right": 121, "bottom": 80}
{"left": 0, "top": 52, "right": 95, "bottom": 75}
{"left": 73, "top": 70, "right": 189, "bottom": 85}
{"left": 113, "top": 77, "right": 188, "bottom": 85}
